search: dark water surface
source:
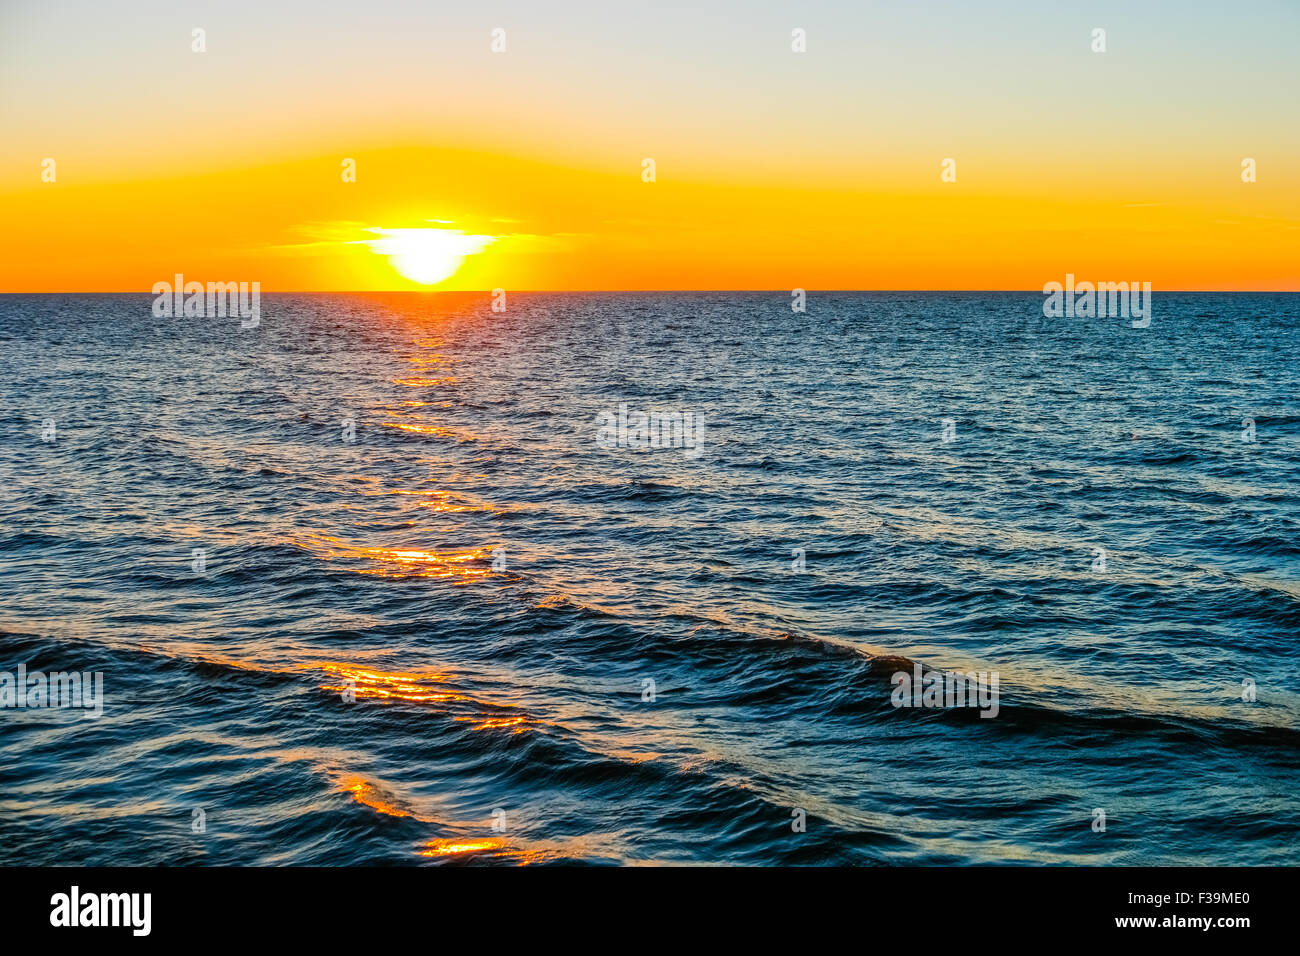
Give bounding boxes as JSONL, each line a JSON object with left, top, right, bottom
{"left": 1, "top": 292, "right": 1297, "bottom": 865}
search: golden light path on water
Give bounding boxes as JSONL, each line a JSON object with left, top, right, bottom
{"left": 322, "top": 668, "right": 572, "bottom": 862}
{"left": 290, "top": 534, "right": 495, "bottom": 580}
{"left": 324, "top": 667, "right": 593, "bottom": 864}
{"left": 288, "top": 325, "right": 775, "bottom": 863}
{"left": 318, "top": 664, "right": 545, "bottom": 735}
{"left": 316, "top": 657, "right": 673, "bottom": 863}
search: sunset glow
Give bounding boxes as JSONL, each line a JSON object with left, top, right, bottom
{"left": 2, "top": 2, "right": 1296, "bottom": 291}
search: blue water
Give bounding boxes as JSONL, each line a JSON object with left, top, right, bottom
{"left": 1, "top": 292, "right": 1297, "bottom": 865}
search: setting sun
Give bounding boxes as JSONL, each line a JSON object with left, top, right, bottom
{"left": 365, "top": 226, "right": 496, "bottom": 285}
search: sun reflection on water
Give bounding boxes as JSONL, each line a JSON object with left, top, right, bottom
{"left": 340, "top": 778, "right": 416, "bottom": 818}
{"left": 318, "top": 663, "right": 547, "bottom": 737}
{"left": 418, "top": 838, "right": 507, "bottom": 857}
{"left": 291, "top": 533, "right": 495, "bottom": 580}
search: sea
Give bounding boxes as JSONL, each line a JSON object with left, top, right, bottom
{"left": 1, "top": 291, "right": 1297, "bottom": 865}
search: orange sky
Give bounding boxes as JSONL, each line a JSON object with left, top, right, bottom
{"left": 2, "top": 2, "right": 1297, "bottom": 291}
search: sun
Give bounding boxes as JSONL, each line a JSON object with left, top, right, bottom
{"left": 365, "top": 227, "right": 496, "bottom": 285}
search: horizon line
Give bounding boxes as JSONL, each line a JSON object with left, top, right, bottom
{"left": 2, "top": 288, "right": 1298, "bottom": 295}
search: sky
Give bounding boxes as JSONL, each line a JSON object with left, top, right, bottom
{"left": 1, "top": 0, "right": 1297, "bottom": 291}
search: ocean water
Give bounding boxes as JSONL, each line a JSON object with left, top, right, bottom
{"left": 1, "top": 291, "right": 1297, "bottom": 866}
